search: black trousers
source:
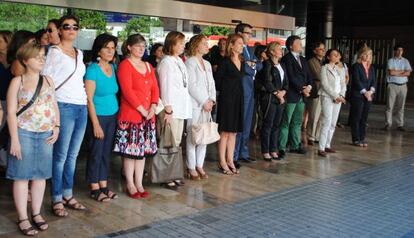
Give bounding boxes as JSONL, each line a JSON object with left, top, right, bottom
{"left": 86, "top": 114, "right": 117, "bottom": 184}
{"left": 350, "top": 98, "right": 371, "bottom": 142}
{"left": 260, "top": 98, "right": 285, "bottom": 153}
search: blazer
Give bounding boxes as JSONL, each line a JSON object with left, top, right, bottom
{"left": 186, "top": 56, "right": 216, "bottom": 110}
{"left": 157, "top": 55, "right": 193, "bottom": 119}
{"left": 260, "top": 59, "right": 288, "bottom": 104}
{"left": 308, "top": 57, "right": 323, "bottom": 98}
{"left": 243, "top": 45, "right": 263, "bottom": 78}
{"left": 319, "top": 64, "right": 346, "bottom": 100}
{"left": 281, "top": 52, "right": 314, "bottom": 103}
{"left": 117, "top": 59, "right": 159, "bottom": 123}
{"left": 350, "top": 63, "right": 376, "bottom": 100}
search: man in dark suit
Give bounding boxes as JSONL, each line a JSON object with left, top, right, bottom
{"left": 279, "top": 35, "right": 313, "bottom": 158}
{"left": 233, "top": 23, "right": 263, "bottom": 166}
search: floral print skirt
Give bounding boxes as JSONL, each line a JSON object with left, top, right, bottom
{"left": 113, "top": 120, "right": 157, "bottom": 160}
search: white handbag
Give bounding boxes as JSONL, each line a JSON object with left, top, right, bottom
{"left": 191, "top": 111, "right": 220, "bottom": 145}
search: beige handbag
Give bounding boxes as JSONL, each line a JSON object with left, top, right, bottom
{"left": 191, "top": 111, "right": 220, "bottom": 145}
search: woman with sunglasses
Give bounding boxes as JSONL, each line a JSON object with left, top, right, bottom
{"left": 157, "top": 31, "right": 192, "bottom": 190}
{"left": 42, "top": 15, "right": 87, "bottom": 217}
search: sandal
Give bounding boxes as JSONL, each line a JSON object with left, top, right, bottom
{"left": 227, "top": 164, "right": 240, "bottom": 174}
{"left": 90, "top": 189, "right": 110, "bottom": 202}
{"left": 52, "top": 202, "right": 68, "bottom": 217}
{"left": 174, "top": 180, "right": 185, "bottom": 186}
{"left": 101, "top": 187, "right": 118, "bottom": 199}
{"left": 31, "top": 214, "right": 48, "bottom": 231}
{"left": 17, "top": 219, "right": 38, "bottom": 236}
{"left": 218, "top": 163, "right": 233, "bottom": 175}
{"left": 162, "top": 182, "right": 178, "bottom": 190}
{"left": 196, "top": 167, "right": 208, "bottom": 179}
{"left": 63, "top": 197, "right": 86, "bottom": 210}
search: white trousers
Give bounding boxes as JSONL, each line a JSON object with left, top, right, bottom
{"left": 319, "top": 96, "right": 341, "bottom": 151}
{"left": 186, "top": 109, "right": 207, "bottom": 170}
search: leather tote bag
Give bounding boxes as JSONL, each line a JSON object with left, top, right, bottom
{"left": 191, "top": 111, "right": 220, "bottom": 145}
{"left": 147, "top": 123, "right": 184, "bottom": 183}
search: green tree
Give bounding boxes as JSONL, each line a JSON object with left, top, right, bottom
{"left": 124, "top": 16, "right": 162, "bottom": 35}
{"left": 72, "top": 9, "right": 107, "bottom": 32}
{"left": 0, "top": 2, "right": 60, "bottom": 32}
{"left": 202, "top": 26, "right": 230, "bottom": 36}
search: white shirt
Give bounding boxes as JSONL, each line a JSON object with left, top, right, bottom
{"left": 157, "top": 55, "right": 192, "bottom": 119}
{"left": 186, "top": 56, "right": 216, "bottom": 110}
{"left": 42, "top": 46, "right": 87, "bottom": 105}
{"left": 275, "top": 63, "right": 285, "bottom": 83}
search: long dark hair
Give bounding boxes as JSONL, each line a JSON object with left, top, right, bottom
{"left": 323, "top": 48, "right": 339, "bottom": 65}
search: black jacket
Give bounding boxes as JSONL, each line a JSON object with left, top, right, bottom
{"left": 350, "top": 63, "right": 376, "bottom": 100}
{"left": 259, "top": 59, "right": 288, "bottom": 104}
{"left": 281, "top": 52, "right": 314, "bottom": 103}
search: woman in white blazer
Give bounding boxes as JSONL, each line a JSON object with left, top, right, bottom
{"left": 318, "top": 49, "right": 346, "bottom": 157}
{"left": 185, "top": 34, "right": 216, "bottom": 180}
{"left": 157, "top": 31, "right": 192, "bottom": 190}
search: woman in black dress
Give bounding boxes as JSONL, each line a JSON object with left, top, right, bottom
{"left": 215, "top": 34, "right": 244, "bottom": 175}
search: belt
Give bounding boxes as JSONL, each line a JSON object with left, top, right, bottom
{"left": 389, "top": 82, "right": 406, "bottom": 86}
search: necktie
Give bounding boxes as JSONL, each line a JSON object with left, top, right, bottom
{"left": 296, "top": 54, "right": 302, "bottom": 68}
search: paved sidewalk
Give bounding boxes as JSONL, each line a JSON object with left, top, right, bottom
{"left": 100, "top": 155, "right": 414, "bottom": 238}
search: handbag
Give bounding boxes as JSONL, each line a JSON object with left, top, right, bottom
{"left": 146, "top": 123, "right": 184, "bottom": 183}
{"left": 191, "top": 111, "right": 220, "bottom": 145}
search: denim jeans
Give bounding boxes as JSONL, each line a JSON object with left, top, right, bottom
{"left": 52, "top": 102, "right": 87, "bottom": 203}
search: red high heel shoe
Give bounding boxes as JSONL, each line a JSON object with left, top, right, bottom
{"left": 138, "top": 190, "right": 149, "bottom": 198}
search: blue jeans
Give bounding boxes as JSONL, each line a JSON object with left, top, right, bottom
{"left": 52, "top": 102, "right": 87, "bottom": 203}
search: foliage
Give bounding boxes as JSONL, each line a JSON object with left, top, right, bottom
{"left": 0, "top": 2, "right": 60, "bottom": 32}
{"left": 202, "top": 26, "right": 230, "bottom": 36}
{"left": 72, "top": 9, "right": 107, "bottom": 33}
{"left": 123, "top": 16, "right": 162, "bottom": 35}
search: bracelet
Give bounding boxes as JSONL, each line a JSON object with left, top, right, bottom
{"left": 55, "top": 125, "right": 60, "bottom": 128}
{"left": 164, "top": 110, "right": 173, "bottom": 115}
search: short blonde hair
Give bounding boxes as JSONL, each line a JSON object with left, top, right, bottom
{"left": 266, "top": 41, "right": 281, "bottom": 58}
{"left": 357, "top": 46, "right": 373, "bottom": 64}
{"left": 16, "top": 42, "right": 43, "bottom": 67}
{"left": 187, "top": 34, "right": 207, "bottom": 57}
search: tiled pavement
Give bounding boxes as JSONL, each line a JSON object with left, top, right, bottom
{"left": 100, "top": 155, "right": 414, "bottom": 238}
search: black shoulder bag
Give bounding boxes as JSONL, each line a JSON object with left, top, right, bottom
{"left": 55, "top": 47, "right": 78, "bottom": 91}
{"left": 0, "top": 75, "right": 44, "bottom": 149}
{"left": 17, "top": 75, "right": 44, "bottom": 116}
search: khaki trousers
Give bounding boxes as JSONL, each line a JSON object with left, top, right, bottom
{"left": 306, "top": 97, "right": 322, "bottom": 141}
{"left": 385, "top": 84, "right": 407, "bottom": 127}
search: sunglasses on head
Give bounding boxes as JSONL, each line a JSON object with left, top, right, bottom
{"left": 61, "top": 24, "right": 79, "bottom": 31}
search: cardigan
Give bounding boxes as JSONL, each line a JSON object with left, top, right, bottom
{"left": 117, "top": 59, "right": 159, "bottom": 123}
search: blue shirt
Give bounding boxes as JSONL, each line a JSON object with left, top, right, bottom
{"left": 387, "top": 57, "right": 412, "bottom": 84}
{"left": 85, "top": 62, "right": 119, "bottom": 116}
